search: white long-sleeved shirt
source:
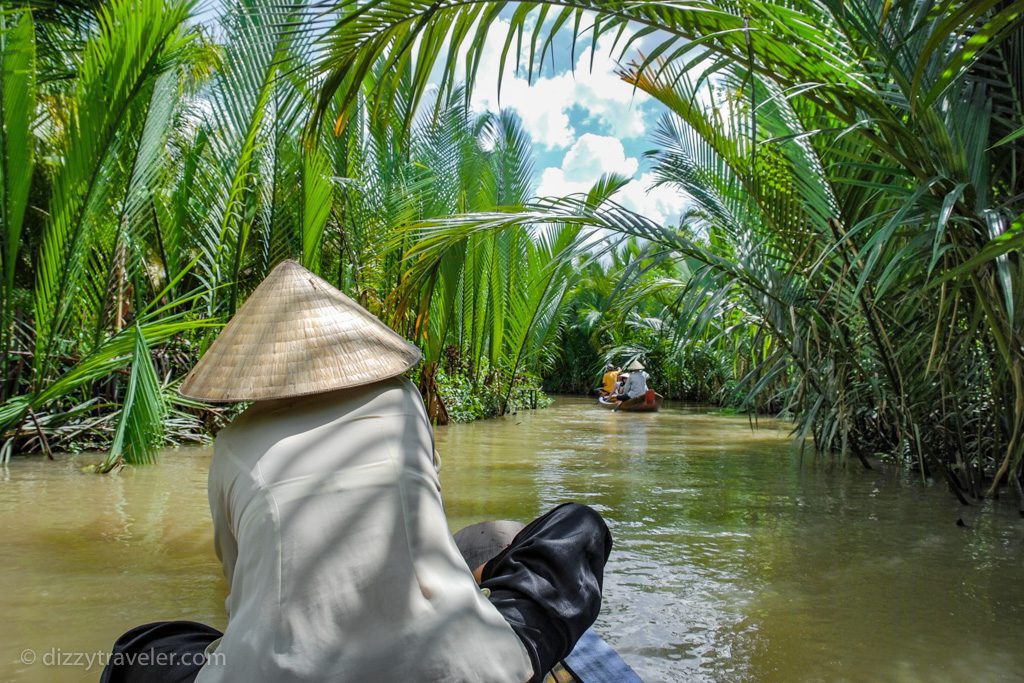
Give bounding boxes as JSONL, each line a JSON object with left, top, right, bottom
{"left": 623, "top": 371, "right": 649, "bottom": 399}
{"left": 197, "top": 377, "right": 532, "bottom": 683}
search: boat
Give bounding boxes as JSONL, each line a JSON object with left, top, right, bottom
{"left": 613, "top": 390, "right": 663, "bottom": 413}
{"left": 597, "top": 395, "right": 619, "bottom": 409}
{"left": 557, "top": 627, "right": 642, "bottom": 682}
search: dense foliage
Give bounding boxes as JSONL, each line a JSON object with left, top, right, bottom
{"left": 0, "top": 0, "right": 1021, "bottom": 513}
{"left": 0, "top": 0, "right": 570, "bottom": 468}
{"left": 541, "top": 238, "right": 750, "bottom": 406}
{"left": 315, "top": 0, "right": 1024, "bottom": 507}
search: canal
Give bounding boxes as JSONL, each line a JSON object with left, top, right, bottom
{"left": 3, "top": 396, "right": 1023, "bottom": 681}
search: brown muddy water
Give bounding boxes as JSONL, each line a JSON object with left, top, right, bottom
{"left": 2, "top": 396, "right": 1023, "bottom": 682}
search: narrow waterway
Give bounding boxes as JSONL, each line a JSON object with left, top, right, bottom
{"left": 3, "top": 397, "right": 1023, "bottom": 681}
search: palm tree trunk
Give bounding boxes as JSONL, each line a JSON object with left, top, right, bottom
{"left": 418, "top": 361, "right": 450, "bottom": 426}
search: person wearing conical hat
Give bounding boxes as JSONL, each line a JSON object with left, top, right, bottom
{"left": 615, "top": 359, "right": 649, "bottom": 402}
{"left": 100, "top": 260, "right": 611, "bottom": 683}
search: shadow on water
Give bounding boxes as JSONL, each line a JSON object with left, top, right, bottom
{"left": 2, "top": 396, "right": 1023, "bottom": 681}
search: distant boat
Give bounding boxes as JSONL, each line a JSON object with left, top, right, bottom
{"left": 597, "top": 391, "right": 663, "bottom": 412}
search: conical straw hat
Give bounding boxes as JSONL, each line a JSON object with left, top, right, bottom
{"left": 626, "top": 359, "right": 645, "bottom": 371}
{"left": 180, "top": 260, "right": 421, "bottom": 402}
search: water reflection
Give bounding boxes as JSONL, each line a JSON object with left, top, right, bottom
{"left": 2, "top": 398, "right": 1023, "bottom": 682}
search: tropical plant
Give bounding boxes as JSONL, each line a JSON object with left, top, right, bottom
{"left": 313, "top": 0, "right": 1024, "bottom": 506}
{"left": 388, "top": 102, "right": 578, "bottom": 420}
{"left": 0, "top": 0, "right": 217, "bottom": 465}
{"left": 0, "top": 0, "right": 574, "bottom": 463}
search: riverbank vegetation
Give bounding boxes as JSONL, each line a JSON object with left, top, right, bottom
{"left": 0, "top": 0, "right": 572, "bottom": 465}
{"left": 0, "top": 0, "right": 1021, "bottom": 509}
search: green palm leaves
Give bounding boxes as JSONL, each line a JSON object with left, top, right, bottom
{"left": 0, "top": 11, "right": 35, "bottom": 387}
{"left": 99, "top": 325, "right": 166, "bottom": 471}
{"left": 33, "top": 0, "right": 194, "bottom": 383}
{"left": 316, "top": 0, "right": 1024, "bottom": 502}
{"left": 0, "top": 0, "right": 577, "bottom": 457}
{"left": 0, "top": 0, "right": 206, "bottom": 459}
{"left": 385, "top": 103, "right": 567, "bottom": 417}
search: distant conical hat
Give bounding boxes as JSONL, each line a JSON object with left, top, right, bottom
{"left": 626, "top": 359, "right": 645, "bottom": 371}
{"left": 179, "top": 260, "right": 421, "bottom": 402}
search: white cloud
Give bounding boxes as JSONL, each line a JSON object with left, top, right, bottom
{"left": 467, "top": 21, "right": 650, "bottom": 149}
{"left": 561, "top": 133, "right": 638, "bottom": 181}
{"left": 616, "top": 173, "right": 690, "bottom": 226}
{"left": 536, "top": 136, "right": 688, "bottom": 226}
{"left": 536, "top": 134, "right": 633, "bottom": 197}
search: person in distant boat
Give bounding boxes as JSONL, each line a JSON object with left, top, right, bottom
{"left": 613, "top": 371, "right": 629, "bottom": 398}
{"left": 615, "top": 360, "right": 649, "bottom": 401}
{"left": 599, "top": 363, "right": 620, "bottom": 397}
{"left": 100, "top": 260, "right": 611, "bottom": 683}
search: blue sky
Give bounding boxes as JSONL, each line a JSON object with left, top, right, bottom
{"left": 460, "top": 19, "right": 687, "bottom": 225}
